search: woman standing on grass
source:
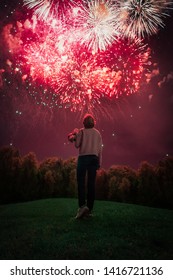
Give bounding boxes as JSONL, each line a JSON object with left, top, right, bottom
{"left": 68, "top": 114, "right": 103, "bottom": 219}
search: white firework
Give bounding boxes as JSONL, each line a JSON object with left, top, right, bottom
{"left": 116, "top": 0, "right": 173, "bottom": 38}
{"left": 73, "top": 0, "right": 121, "bottom": 53}
{"left": 23, "top": 0, "right": 77, "bottom": 21}
{"left": 23, "top": 0, "right": 54, "bottom": 20}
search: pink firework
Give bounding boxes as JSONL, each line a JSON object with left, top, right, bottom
{"left": 70, "top": 0, "right": 120, "bottom": 52}
{"left": 16, "top": 17, "right": 150, "bottom": 111}
{"left": 115, "top": 0, "right": 173, "bottom": 38}
{"left": 93, "top": 38, "right": 150, "bottom": 98}
{"left": 23, "top": 0, "right": 83, "bottom": 20}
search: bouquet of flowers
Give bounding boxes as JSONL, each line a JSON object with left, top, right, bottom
{"left": 67, "top": 128, "right": 79, "bottom": 143}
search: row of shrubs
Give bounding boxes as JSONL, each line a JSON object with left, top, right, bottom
{"left": 0, "top": 146, "right": 173, "bottom": 209}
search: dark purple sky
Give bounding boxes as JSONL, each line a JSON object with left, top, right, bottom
{"left": 0, "top": 0, "right": 173, "bottom": 169}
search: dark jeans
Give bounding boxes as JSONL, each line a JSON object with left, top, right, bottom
{"left": 77, "top": 155, "right": 99, "bottom": 211}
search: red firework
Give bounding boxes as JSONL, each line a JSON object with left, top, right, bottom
{"left": 13, "top": 17, "right": 150, "bottom": 111}
{"left": 23, "top": 0, "right": 83, "bottom": 20}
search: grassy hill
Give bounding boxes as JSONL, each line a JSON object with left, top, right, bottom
{"left": 0, "top": 198, "right": 173, "bottom": 260}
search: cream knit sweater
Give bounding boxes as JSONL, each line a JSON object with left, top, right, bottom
{"left": 75, "top": 128, "right": 102, "bottom": 165}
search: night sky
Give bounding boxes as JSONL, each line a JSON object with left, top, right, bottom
{"left": 0, "top": 0, "right": 173, "bottom": 170}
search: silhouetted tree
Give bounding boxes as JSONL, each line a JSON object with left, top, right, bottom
{"left": 108, "top": 175, "right": 120, "bottom": 201}
{"left": 39, "top": 157, "right": 64, "bottom": 197}
{"left": 119, "top": 177, "right": 131, "bottom": 203}
{"left": 137, "top": 161, "right": 160, "bottom": 207}
{"left": 62, "top": 157, "right": 77, "bottom": 197}
{"left": 18, "top": 152, "right": 39, "bottom": 201}
{"left": 107, "top": 165, "right": 138, "bottom": 203}
{"left": 0, "top": 145, "right": 173, "bottom": 209}
{"left": 0, "top": 146, "right": 21, "bottom": 203}
{"left": 155, "top": 156, "right": 173, "bottom": 209}
{"left": 68, "top": 168, "right": 78, "bottom": 198}
{"left": 95, "top": 168, "right": 108, "bottom": 200}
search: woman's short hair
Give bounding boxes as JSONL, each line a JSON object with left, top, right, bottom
{"left": 83, "top": 114, "right": 95, "bottom": 128}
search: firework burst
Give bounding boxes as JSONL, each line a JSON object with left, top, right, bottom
{"left": 73, "top": 0, "right": 120, "bottom": 52}
{"left": 18, "top": 18, "right": 150, "bottom": 111}
{"left": 23, "top": 0, "right": 81, "bottom": 21}
{"left": 92, "top": 38, "right": 150, "bottom": 98}
{"left": 2, "top": 11, "right": 151, "bottom": 112}
{"left": 116, "top": 0, "right": 173, "bottom": 38}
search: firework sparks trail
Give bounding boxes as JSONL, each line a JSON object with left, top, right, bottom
{"left": 71, "top": 0, "right": 121, "bottom": 52}
{"left": 116, "top": 0, "right": 173, "bottom": 38}
{"left": 17, "top": 18, "right": 100, "bottom": 110}
{"left": 92, "top": 38, "right": 150, "bottom": 98}
{"left": 23, "top": 0, "right": 121, "bottom": 52}
{"left": 23, "top": 0, "right": 82, "bottom": 20}
{"left": 2, "top": 4, "right": 152, "bottom": 112}
{"left": 16, "top": 18, "right": 150, "bottom": 111}
{"left": 22, "top": 0, "right": 173, "bottom": 49}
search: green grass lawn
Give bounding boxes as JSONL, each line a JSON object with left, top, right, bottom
{"left": 0, "top": 198, "right": 173, "bottom": 260}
